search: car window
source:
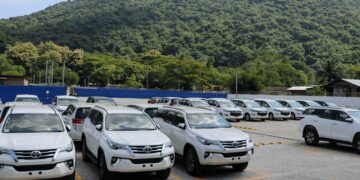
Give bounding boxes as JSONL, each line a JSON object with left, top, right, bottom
{"left": 174, "top": 113, "right": 185, "bottom": 127}
{"left": 0, "top": 106, "right": 10, "bottom": 123}
{"left": 88, "top": 110, "right": 98, "bottom": 125}
{"left": 336, "top": 111, "right": 350, "bottom": 122}
{"left": 163, "top": 111, "right": 176, "bottom": 124}
{"left": 63, "top": 105, "right": 76, "bottom": 116}
{"left": 154, "top": 109, "right": 167, "bottom": 118}
{"left": 319, "top": 109, "right": 336, "bottom": 120}
{"left": 58, "top": 98, "right": 79, "bottom": 106}
{"left": 75, "top": 107, "right": 91, "bottom": 119}
{"left": 96, "top": 111, "right": 103, "bottom": 125}
{"left": 3, "top": 114, "right": 64, "bottom": 133}
{"left": 144, "top": 108, "right": 159, "bottom": 118}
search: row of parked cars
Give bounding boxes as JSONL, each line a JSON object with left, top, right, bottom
{"left": 148, "top": 97, "right": 338, "bottom": 122}
{"left": 0, "top": 95, "right": 254, "bottom": 180}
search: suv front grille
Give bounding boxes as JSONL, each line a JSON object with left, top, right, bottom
{"left": 13, "top": 164, "right": 56, "bottom": 171}
{"left": 230, "top": 111, "right": 242, "bottom": 117}
{"left": 130, "top": 158, "right": 163, "bottom": 164}
{"left": 220, "top": 140, "right": 246, "bottom": 149}
{"left": 222, "top": 151, "right": 248, "bottom": 158}
{"left": 281, "top": 111, "right": 290, "bottom": 116}
{"left": 14, "top": 149, "right": 57, "bottom": 160}
{"left": 257, "top": 112, "right": 267, "bottom": 116}
{"left": 130, "top": 145, "right": 163, "bottom": 154}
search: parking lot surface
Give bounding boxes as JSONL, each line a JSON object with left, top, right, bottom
{"left": 75, "top": 120, "right": 360, "bottom": 180}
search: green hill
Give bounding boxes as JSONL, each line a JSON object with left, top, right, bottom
{"left": 1, "top": 0, "right": 360, "bottom": 66}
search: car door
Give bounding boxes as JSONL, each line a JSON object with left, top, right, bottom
{"left": 315, "top": 109, "right": 333, "bottom": 138}
{"left": 86, "top": 110, "right": 100, "bottom": 155}
{"left": 167, "top": 111, "right": 187, "bottom": 154}
{"left": 92, "top": 111, "right": 104, "bottom": 157}
{"left": 331, "top": 110, "right": 354, "bottom": 142}
{"left": 62, "top": 105, "right": 75, "bottom": 126}
{"left": 158, "top": 110, "right": 175, "bottom": 138}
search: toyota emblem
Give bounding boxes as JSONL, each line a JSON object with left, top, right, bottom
{"left": 30, "top": 151, "right": 42, "bottom": 159}
{"left": 143, "top": 146, "right": 152, "bottom": 153}
{"left": 232, "top": 141, "right": 240, "bottom": 147}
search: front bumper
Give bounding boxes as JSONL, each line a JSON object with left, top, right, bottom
{"left": 249, "top": 113, "right": 268, "bottom": 120}
{"left": 0, "top": 161, "right": 74, "bottom": 180}
{"left": 273, "top": 112, "right": 291, "bottom": 119}
{"left": 108, "top": 155, "right": 174, "bottom": 173}
{"left": 200, "top": 149, "right": 253, "bottom": 165}
{"left": 223, "top": 114, "right": 243, "bottom": 120}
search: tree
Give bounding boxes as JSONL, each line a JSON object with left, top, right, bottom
{"left": 6, "top": 42, "right": 39, "bottom": 77}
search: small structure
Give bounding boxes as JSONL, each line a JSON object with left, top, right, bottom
{"left": 0, "top": 75, "right": 29, "bottom": 86}
{"left": 324, "top": 79, "right": 360, "bottom": 97}
{"left": 286, "top": 86, "right": 316, "bottom": 95}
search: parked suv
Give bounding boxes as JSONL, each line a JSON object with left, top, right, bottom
{"left": 231, "top": 99, "right": 268, "bottom": 121}
{"left": 157, "top": 97, "right": 179, "bottom": 106}
{"left": 82, "top": 105, "right": 174, "bottom": 180}
{"left": 207, "top": 98, "right": 243, "bottom": 121}
{"left": 0, "top": 105, "right": 76, "bottom": 180}
{"left": 277, "top": 100, "right": 305, "bottom": 120}
{"left": 154, "top": 106, "right": 253, "bottom": 176}
{"left": 52, "top": 96, "right": 79, "bottom": 113}
{"left": 296, "top": 100, "right": 321, "bottom": 107}
{"left": 314, "top": 101, "right": 337, "bottom": 107}
{"left": 62, "top": 103, "right": 93, "bottom": 142}
{"left": 86, "top": 96, "right": 117, "bottom": 106}
{"left": 300, "top": 107, "right": 360, "bottom": 154}
{"left": 14, "top": 94, "right": 41, "bottom": 104}
{"left": 177, "top": 98, "right": 216, "bottom": 112}
{"left": 254, "top": 99, "right": 291, "bottom": 120}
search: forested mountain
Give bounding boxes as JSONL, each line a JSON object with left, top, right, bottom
{"left": 1, "top": 0, "right": 360, "bottom": 67}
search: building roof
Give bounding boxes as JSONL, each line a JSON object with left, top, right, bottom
{"left": 287, "top": 86, "right": 316, "bottom": 91}
{"left": 342, "top": 79, "right": 360, "bottom": 87}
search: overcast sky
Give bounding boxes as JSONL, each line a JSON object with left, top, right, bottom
{"left": 0, "top": 0, "right": 66, "bottom": 19}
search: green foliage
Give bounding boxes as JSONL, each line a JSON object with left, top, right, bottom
{"left": 0, "top": 54, "right": 25, "bottom": 76}
{"left": 308, "top": 86, "right": 327, "bottom": 96}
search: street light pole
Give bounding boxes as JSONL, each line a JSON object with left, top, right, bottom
{"left": 62, "top": 60, "right": 65, "bottom": 86}
{"left": 146, "top": 65, "right": 149, "bottom": 89}
{"left": 235, "top": 73, "right": 238, "bottom": 98}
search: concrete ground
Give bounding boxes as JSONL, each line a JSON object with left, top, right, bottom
{"left": 74, "top": 120, "right": 360, "bottom": 180}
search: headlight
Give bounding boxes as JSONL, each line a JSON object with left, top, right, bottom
{"left": 250, "top": 109, "right": 258, "bottom": 112}
{"left": 274, "top": 109, "right": 281, "bottom": 112}
{"left": 60, "top": 142, "right": 74, "bottom": 152}
{"left": 164, "top": 141, "right": 173, "bottom": 148}
{"left": 107, "top": 139, "right": 129, "bottom": 150}
{"left": 248, "top": 138, "right": 253, "bottom": 143}
{"left": 197, "top": 136, "right": 219, "bottom": 146}
{"left": 0, "top": 148, "right": 12, "bottom": 155}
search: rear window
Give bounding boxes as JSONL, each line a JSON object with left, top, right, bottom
{"left": 75, "top": 107, "right": 91, "bottom": 119}
{"left": 16, "top": 97, "right": 39, "bottom": 103}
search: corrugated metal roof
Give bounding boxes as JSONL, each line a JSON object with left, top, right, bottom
{"left": 287, "top": 86, "right": 316, "bottom": 91}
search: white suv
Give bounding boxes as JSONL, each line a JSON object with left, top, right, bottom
{"left": 0, "top": 105, "right": 76, "bottom": 180}
{"left": 207, "top": 98, "right": 243, "bottom": 121}
{"left": 154, "top": 106, "right": 254, "bottom": 176}
{"left": 255, "top": 99, "right": 291, "bottom": 120}
{"left": 231, "top": 99, "right": 268, "bottom": 121}
{"left": 62, "top": 103, "right": 93, "bottom": 142}
{"left": 81, "top": 105, "right": 175, "bottom": 180}
{"left": 52, "top": 96, "right": 79, "bottom": 113}
{"left": 177, "top": 98, "right": 216, "bottom": 112}
{"left": 277, "top": 100, "right": 306, "bottom": 120}
{"left": 300, "top": 107, "right": 360, "bottom": 154}
{"left": 14, "top": 94, "right": 41, "bottom": 104}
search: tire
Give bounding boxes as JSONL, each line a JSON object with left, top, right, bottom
{"left": 184, "top": 147, "right": 202, "bottom": 176}
{"left": 354, "top": 136, "right": 360, "bottom": 154}
{"left": 290, "top": 113, "right": 295, "bottom": 120}
{"left": 269, "top": 113, "right": 275, "bottom": 120}
{"left": 236, "top": 118, "right": 241, "bottom": 122}
{"left": 62, "top": 172, "right": 75, "bottom": 180}
{"left": 82, "top": 138, "right": 90, "bottom": 163}
{"left": 99, "top": 151, "right": 113, "bottom": 180}
{"left": 156, "top": 168, "right": 171, "bottom": 179}
{"left": 304, "top": 127, "right": 319, "bottom": 146}
{"left": 245, "top": 114, "right": 251, "bottom": 121}
{"left": 232, "top": 162, "right": 248, "bottom": 172}
{"left": 261, "top": 119, "right": 266, "bottom": 122}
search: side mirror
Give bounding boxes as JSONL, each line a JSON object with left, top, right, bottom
{"left": 345, "top": 118, "right": 353, "bottom": 123}
{"left": 178, "top": 123, "right": 186, "bottom": 129}
{"left": 52, "top": 102, "right": 56, "bottom": 105}
{"left": 95, "top": 124, "right": 102, "bottom": 131}
{"left": 66, "top": 125, "right": 71, "bottom": 132}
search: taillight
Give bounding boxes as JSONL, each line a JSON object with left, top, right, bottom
{"left": 72, "top": 118, "right": 84, "bottom": 124}
{"left": 0, "top": 118, "right": 3, "bottom": 124}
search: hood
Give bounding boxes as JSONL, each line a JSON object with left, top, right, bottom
{"left": 0, "top": 133, "right": 71, "bottom": 150}
{"left": 295, "top": 107, "right": 306, "bottom": 111}
{"left": 249, "top": 107, "right": 268, "bottom": 112}
{"left": 198, "top": 106, "right": 217, "bottom": 112}
{"left": 273, "top": 107, "right": 290, "bottom": 112}
{"left": 56, "top": 106, "right": 67, "bottom": 112}
{"left": 192, "top": 128, "right": 249, "bottom": 141}
{"left": 106, "top": 130, "right": 170, "bottom": 145}
{"left": 222, "top": 107, "right": 242, "bottom": 112}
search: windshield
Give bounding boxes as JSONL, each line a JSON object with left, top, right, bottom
{"left": 349, "top": 111, "right": 360, "bottom": 122}
{"left": 288, "top": 101, "right": 303, "bottom": 108}
{"left": 268, "top": 101, "right": 283, "bottom": 108}
{"left": 191, "top": 100, "right": 209, "bottom": 107}
{"left": 144, "top": 108, "right": 159, "bottom": 118}
{"left": 219, "top": 101, "right": 236, "bottom": 108}
{"left": 245, "top": 101, "right": 261, "bottom": 108}
{"left": 307, "top": 101, "right": 321, "bottom": 107}
{"left": 58, "top": 98, "right": 79, "bottom": 106}
{"left": 16, "top": 97, "right": 39, "bottom": 103}
{"left": 3, "top": 114, "right": 64, "bottom": 133}
{"left": 106, "top": 114, "right": 156, "bottom": 131}
{"left": 96, "top": 99, "right": 117, "bottom": 106}
{"left": 187, "top": 113, "right": 231, "bottom": 129}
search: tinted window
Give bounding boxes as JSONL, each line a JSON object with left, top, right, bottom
{"left": 3, "top": 114, "right": 64, "bottom": 133}
{"left": 106, "top": 114, "right": 156, "bottom": 131}
{"left": 319, "top": 109, "right": 336, "bottom": 120}
{"left": 88, "top": 110, "right": 98, "bottom": 125}
{"left": 16, "top": 97, "right": 39, "bottom": 103}
{"left": 63, "top": 105, "right": 76, "bottom": 116}
{"left": 58, "top": 98, "right": 79, "bottom": 106}
{"left": 154, "top": 109, "right": 167, "bottom": 118}
{"left": 336, "top": 111, "right": 349, "bottom": 121}
{"left": 144, "top": 108, "right": 159, "bottom": 118}
{"left": 1, "top": 106, "right": 10, "bottom": 120}
{"left": 75, "top": 107, "right": 91, "bottom": 119}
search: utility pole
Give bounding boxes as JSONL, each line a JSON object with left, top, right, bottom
{"left": 45, "top": 60, "right": 48, "bottom": 85}
{"left": 235, "top": 73, "right": 238, "bottom": 98}
{"left": 146, "top": 65, "right": 149, "bottom": 89}
{"left": 62, "top": 60, "right": 65, "bottom": 86}
{"left": 51, "top": 60, "right": 54, "bottom": 85}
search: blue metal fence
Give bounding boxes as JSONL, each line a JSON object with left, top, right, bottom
{"left": 0, "top": 85, "right": 66, "bottom": 104}
{"left": 73, "top": 87, "right": 226, "bottom": 99}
